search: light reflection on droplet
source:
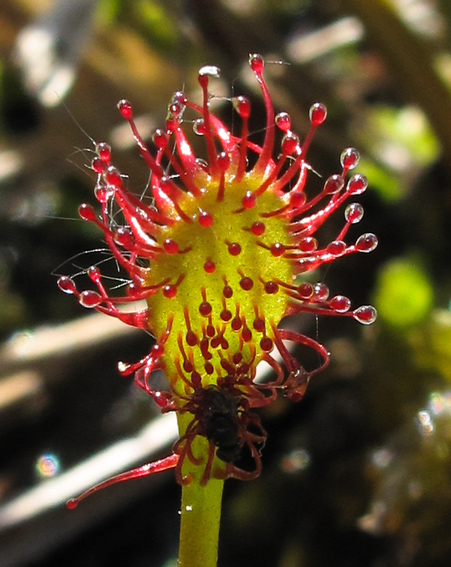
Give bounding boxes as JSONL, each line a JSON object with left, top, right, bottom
{"left": 8, "top": 330, "right": 34, "bottom": 357}
{"left": 281, "top": 448, "right": 310, "bottom": 473}
{"left": 408, "top": 480, "right": 422, "bottom": 500}
{"left": 416, "top": 410, "right": 434, "bottom": 436}
{"left": 0, "top": 150, "right": 23, "bottom": 181}
{"left": 35, "top": 453, "right": 60, "bottom": 478}
{"left": 371, "top": 447, "right": 393, "bottom": 469}
{"left": 357, "top": 500, "right": 387, "bottom": 535}
{"left": 428, "top": 391, "right": 451, "bottom": 416}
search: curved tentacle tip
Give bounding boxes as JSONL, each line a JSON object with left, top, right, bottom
{"left": 66, "top": 454, "right": 179, "bottom": 509}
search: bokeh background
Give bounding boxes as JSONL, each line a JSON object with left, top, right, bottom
{"left": 1, "top": 1, "right": 451, "bottom": 566}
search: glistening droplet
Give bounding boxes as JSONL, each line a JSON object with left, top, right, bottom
{"left": 353, "top": 305, "right": 377, "bottom": 325}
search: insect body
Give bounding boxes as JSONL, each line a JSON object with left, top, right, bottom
{"left": 200, "top": 386, "right": 242, "bottom": 463}
{"left": 170, "top": 380, "right": 267, "bottom": 484}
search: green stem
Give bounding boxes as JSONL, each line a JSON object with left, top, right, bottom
{"left": 176, "top": 415, "right": 225, "bottom": 567}
{"left": 178, "top": 475, "right": 224, "bottom": 567}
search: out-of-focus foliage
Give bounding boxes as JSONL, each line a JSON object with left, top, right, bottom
{"left": 374, "top": 257, "right": 434, "bottom": 328}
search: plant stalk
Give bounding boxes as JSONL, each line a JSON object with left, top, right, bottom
{"left": 177, "top": 416, "right": 225, "bottom": 567}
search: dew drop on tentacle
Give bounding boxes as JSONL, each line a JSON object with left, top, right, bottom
{"left": 240, "top": 277, "right": 254, "bottom": 291}
{"left": 57, "top": 276, "right": 77, "bottom": 295}
{"left": 217, "top": 151, "right": 230, "bottom": 171}
{"left": 196, "top": 158, "right": 209, "bottom": 171}
{"left": 345, "top": 203, "right": 364, "bottom": 224}
{"left": 94, "top": 183, "right": 114, "bottom": 204}
{"left": 347, "top": 173, "right": 368, "bottom": 195}
{"left": 199, "top": 211, "right": 213, "bottom": 228}
{"left": 242, "top": 191, "right": 256, "bottom": 210}
{"left": 264, "top": 281, "right": 279, "bottom": 294}
{"left": 281, "top": 133, "right": 299, "bottom": 155}
{"left": 324, "top": 174, "right": 345, "bottom": 195}
{"left": 220, "top": 309, "right": 232, "bottom": 322}
{"left": 106, "top": 166, "right": 122, "bottom": 190}
{"left": 198, "top": 65, "right": 221, "bottom": 80}
{"left": 186, "top": 331, "right": 198, "bottom": 347}
{"left": 326, "top": 240, "right": 346, "bottom": 257}
{"left": 309, "top": 103, "right": 327, "bottom": 127}
{"left": 223, "top": 284, "right": 233, "bottom": 299}
{"left": 163, "top": 284, "right": 178, "bottom": 299}
{"left": 288, "top": 189, "right": 306, "bottom": 208}
{"left": 153, "top": 128, "right": 168, "bottom": 149}
{"left": 87, "top": 265, "right": 101, "bottom": 283}
{"left": 113, "top": 226, "right": 135, "bottom": 249}
{"left": 269, "top": 243, "right": 284, "bottom": 257}
{"left": 356, "top": 233, "right": 378, "bottom": 253}
{"left": 249, "top": 53, "right": 264, "bottom": 74}
{"left": 299, "top": 237, "right": 318, "bottom": 253}
{"left": 199, "top": 301, "right": 212, "bottom": 317}
{"left": 91, "top": 156, "right": 105, "bottom": 175}
{"left": 260, "top": 337, "right": 273, "bottom": 352}
{"left": 275, "top": 112, "right": 291, "bottom": 132}
{"left": 298, "top": 282, "right": 314, "bottom": 300}
{"left": 353, "top": 305, "right": 377, "bottom": 325}
{"left": 251, "top": 221, "right": 265, "bottom": 236}
{"left": 172, "top": 90, "right": 188, "bottom": 106}
{"left": 163, "top": 239, "right": 179, "bottom": 254}
{"left": 204, "top": 260, "right": 216, "bottom": 273}
{"left": 313, "top": 283, "right": 329, "bottom": 302}
{"left": 96, "top": 142, "right": 111, "bottom": 162}
{"left": 79, "top": 290, "right": 103, "bottom": 308}
{"left": 231, "top": 314, "right": 242, "bottom": 331}
{"left": 228, "top": 242, "right": 241, "bottom": 256}
{"left": 117, "top": 99, "right": 133, "bottom": 120}
{"left": 253, "top": 317, "right": 265, "bottom": 332}
{"left": 168, "top": 100, "right": 185, "bottom": 120}
{"left": 193, "top": 119, "right": 207, "bottom": 136}
{"left": 329, "top": 295, "right": 351, "bottom": 313}
{"left": 232, "top": 95, "right": 251, "bottom": 119}
{"left": 78, "top": 203, "right": 97, "bottom": 222}
{"left": 340, "top": 147, "right": 360, "bottom": 171}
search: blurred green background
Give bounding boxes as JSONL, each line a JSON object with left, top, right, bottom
{"left": 1, "top": 1, "right": 451, "bottom": 566}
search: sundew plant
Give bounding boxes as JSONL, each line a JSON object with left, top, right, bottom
{"left": 58, "top": 54, "right": 377, "bottom": 567}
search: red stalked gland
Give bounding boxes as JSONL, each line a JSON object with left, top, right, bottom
{"left": 251, "top": 221, "right": 265, "bottom": 236}
{"left": 79, "top": 203, "right": 97, "bottom": 222}
{"left": 96, "top": 142, "right": 111, "bottom": 162}
{"left": 223, "top": 285, "right": 233, "bottom": 299}
{"left": 260, "top": 337, "right": 273, "bottom": 352}
{"left": 118, "top": 99, "right": 133, "bottom": 120}
{"left": 199, "top": 302, "right": 212, "bottom": 317}
{"left": 163, "top": 239, "right": 179, "bottom": 254}
{"left": 58, "top": 276, "right": 76, "bottom": 294}
{"left": 240, "top": 277, "right": 254, "bottom": 291}
{"left": 163, "top": 285, "right": 177, "bottom": 298}
{"left": 242, "top": 191, "right": 256, "bottom": 209}
{"left": 249, "top": 53, "right": 264, "bottom": 74}
{"left": 233, "top": 95, "right": 251, "bottom": 118}
{"left": 309, "top": 103, "right": 327, "bottom": 127}
{"left": 204, "top": 260, "right": 216, "bottom": 273}
{"left": 264, "top": 281, "right": 279, "bottom": 294}
{"left": 199, "top": 211, "right": 213, "bottom": 228}
{"left": 228, "top": 243, "right": 241, "bottom": 256}
{"left": 275, "top": 112, "right": 291, "bottom": 132}
{"left": 270, "top": 243, "right": 285, "bottom": 257}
